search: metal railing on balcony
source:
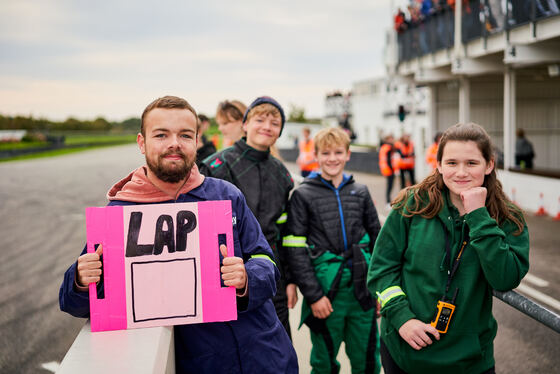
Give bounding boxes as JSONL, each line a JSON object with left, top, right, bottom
{"left": 397, "top": 0, "right": 560, "bottom": 63}
{"left": 398, "top": 6, "right": 455, "bottom": 62}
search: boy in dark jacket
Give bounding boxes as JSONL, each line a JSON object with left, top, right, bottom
{"left": 199, "top": 96, "right": 296, "bottom": 338}
{"left": 283, "top": 127, "right": 382, "bottom": 373}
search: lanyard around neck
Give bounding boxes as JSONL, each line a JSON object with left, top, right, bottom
{"left": 443, "top": 227, "right": 469, "bottom": 296}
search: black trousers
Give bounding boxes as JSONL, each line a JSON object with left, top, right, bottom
{"left": 272, "top": 276, "right": 292, "bottom": 340}
{"left": 380, "top": 339, "right": 496, "bottom": 374}
{"left": 386, "top": 175, "right": 395, "bottom": 204}
{"left": 380, "top": 339, "right": 407, "bottom": 374}
{"left": 400, "top": 168, "right": 415, "bottom": 189}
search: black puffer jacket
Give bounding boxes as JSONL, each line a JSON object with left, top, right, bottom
{"left": 284, "top": 174, "right": 381, "bottom": 304}
{"left": 199, "top": 138, "right": 294, "bottom": 279}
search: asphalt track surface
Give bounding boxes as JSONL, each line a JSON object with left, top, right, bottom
{"left": 0, "top": 143, "right": 558, "bottom": 373}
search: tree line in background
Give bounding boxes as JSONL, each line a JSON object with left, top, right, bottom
{"left": 0, "top": 103, "right": 318, "bottom": 135}
{"left": 0, "top": 114, "right": 141, "bottom": 133}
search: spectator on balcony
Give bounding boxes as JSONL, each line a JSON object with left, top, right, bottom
{"left": 406, "top": 4, "right": 422, "bottom": 54}
{"left": 461, "top": 0, "right": 482, "bottom": 41}
{"left": 545, "top": 0, "right": 560, "bottom": 15}
{"left": 487, "top": 0, "right": 505, "bottom": 31}
{"left": 433, "top": 0, "right": 452, "bottom": 48}
{"left": 446, "top": 0, "right": 472, "bottom": 13}
{"left": 420, "top": 0, "right": 434, "bottom": 19}
{"left": 395, "top": 7, "right": 408, "bottom": 60}
{"left": 536, "top": 0, "right": 560, "bottom": 17}
{"left": 417, "top": 0, "right": 433, "bottom": 54}
{"left": 394, "top": 7, "right": 407, "bottom": 33}
{"left": 408, "top": 4, "right": 422, "bottom": 26}
{"left": 509, "top": 0, "right": 530, "bottom": 25}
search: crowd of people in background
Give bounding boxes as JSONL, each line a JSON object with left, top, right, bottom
{"left": 395, "top": 0, "right": 560, "bottom": 34}
{"left": 394, "top": 0, "right": 560, "bottom": 57}
{"left": 394, "top": 0, "right": 450, "bottom": 35}
{"left": 378, "top": 133, "right": 421, "bottom": 208}
{"left": 59, "top": 93, "right": 530, "bottom": 374}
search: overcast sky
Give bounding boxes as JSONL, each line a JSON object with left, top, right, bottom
{"left": 0, "top": 0, "right": 394, "bottom": 121}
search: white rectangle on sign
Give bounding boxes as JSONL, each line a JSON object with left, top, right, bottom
{"left": 131, "top": 259, "right": 197, "bottom": 323}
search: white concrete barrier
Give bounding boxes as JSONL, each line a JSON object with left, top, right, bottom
{"left": 499, "top": 170, "right": 560, "bottom": 215}
{"left": 57, "top": 321, "right": 174, "bottom": 374}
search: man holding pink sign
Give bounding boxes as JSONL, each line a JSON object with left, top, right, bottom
{"left": 59, "top": 96, "right": 298, "bottom": 373}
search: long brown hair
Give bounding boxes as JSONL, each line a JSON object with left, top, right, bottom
{"left": 393, "top": 122, "right": 525, "bottom": 234}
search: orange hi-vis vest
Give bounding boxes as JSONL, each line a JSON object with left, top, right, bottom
{"left": 379, "top": 143, "right": 399, "bottom": 177}
{"left": 426, "top": 142, "right": 439, "bottom": 170}
{"left": 395, "top": 140, "right": 415, "bottom": 170}
{"left": 297, "top": 139, "right": 319, "bottom": 172}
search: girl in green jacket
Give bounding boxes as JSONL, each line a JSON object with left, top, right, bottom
{"left": 368, "top": 122, "right": 529, "bottom": 374}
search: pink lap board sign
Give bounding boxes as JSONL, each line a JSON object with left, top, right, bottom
{"left": 85, "top": 200, "right": 237, "bottom": 332}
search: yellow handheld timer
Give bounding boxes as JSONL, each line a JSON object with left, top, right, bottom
{"left": 430, "top": 300, "right": 456, "bottom": 334}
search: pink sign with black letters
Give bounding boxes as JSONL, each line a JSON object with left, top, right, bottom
{"left": 85, "top": 201, "right": 237, "bottom": 332}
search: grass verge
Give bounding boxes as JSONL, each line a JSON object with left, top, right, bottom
{"left": 0, "top": 140, "right": 136, "bottom": 163}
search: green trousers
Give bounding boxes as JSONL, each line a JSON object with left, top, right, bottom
{"left": 308, "top": 268, "right": 381, "bottom": 374}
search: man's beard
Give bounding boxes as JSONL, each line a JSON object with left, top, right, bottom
{"left": 146, "top": 150, "right": 194, "bottom": 183}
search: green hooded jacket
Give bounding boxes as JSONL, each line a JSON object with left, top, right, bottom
{"left": 367, "top": 191, "right": 529, "bottom": 374}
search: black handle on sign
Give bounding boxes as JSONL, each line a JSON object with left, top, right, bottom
{"left": 94, "top": 243, "right": 105, "bottom": 299}
{"left": 218, "top": 234, "right": 227, "bottom": 287}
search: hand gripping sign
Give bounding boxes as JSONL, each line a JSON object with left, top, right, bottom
{"left": 85, "top": 201, "right": 237, "bottom": 332}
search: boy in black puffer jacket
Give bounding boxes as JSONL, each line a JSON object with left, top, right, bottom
{"left": 200, "top": 96, "right": 296, "bottom": 338}
{"left": 283, "top": 127, "right": 382, "bottom": 373}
